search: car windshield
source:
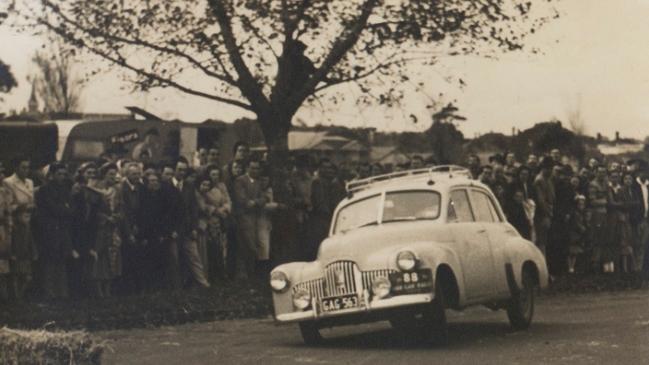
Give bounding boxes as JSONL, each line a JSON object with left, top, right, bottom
{"left": 334, "top": 190, "right": 441, "bottom": 234}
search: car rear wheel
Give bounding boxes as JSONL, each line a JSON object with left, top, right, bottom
{"left": 506, "top": 270, "right": 535, "bottom": 330}
{"left": 299, "top": 321, "right": 323, "bottom": 345}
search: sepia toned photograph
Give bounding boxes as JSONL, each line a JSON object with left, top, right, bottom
{"left": 0, "top": 0, "right": 648, "bottom": 363}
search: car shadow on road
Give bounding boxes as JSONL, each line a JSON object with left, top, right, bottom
{"left": 282, "top": 321, "right": 574, "bottom": 350}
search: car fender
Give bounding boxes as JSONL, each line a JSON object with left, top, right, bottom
{"left": 271, "top": 261, "right": 323, "bottom": 316}
{"left": 393, "top": 241, "right": 467, "bottom": 306}
{"left": 502, "top": 237, "right": 549, "bottom": 291}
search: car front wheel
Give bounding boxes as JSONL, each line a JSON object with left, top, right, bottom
{"left": 506, "top": 270, "right": 535, "bottom": 330}
{"left": 420, "top": 283, "right": 448, "bottom": 345}
{"left": 299, "top": 321, "right": 323, "bottom": 345}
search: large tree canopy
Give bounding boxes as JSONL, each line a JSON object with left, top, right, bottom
{"left": 11, "top": 0, "right": 555, "bottom": 154}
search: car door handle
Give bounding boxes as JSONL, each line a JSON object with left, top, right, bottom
{"left": 477, "top": 229, "right": 487, "bottom": 233}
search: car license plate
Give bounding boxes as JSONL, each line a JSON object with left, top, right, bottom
{"left": 321, "top": 294, "right": 359, "bottom": 312}
{"left": 389, "top": 269, "right": 433, "bottom": 294}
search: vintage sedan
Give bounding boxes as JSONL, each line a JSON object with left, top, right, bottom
{"left": 270, "top": 166, "right": 549, "bottom": 345}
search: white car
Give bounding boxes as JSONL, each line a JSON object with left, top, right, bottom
{"left": 270, "top": 166, "right": 549, "bottom": 345}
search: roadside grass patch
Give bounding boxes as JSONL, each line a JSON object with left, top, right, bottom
{"left": 0, "top": 327, "right": 104, "bottom": 364}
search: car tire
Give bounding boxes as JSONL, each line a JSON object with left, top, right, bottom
{"left": 420, "top": 283, "right": 448, "bottom": 345}
{"left": 299, "top": 321, "right": 323, "bottom": 345}
{"left": 506, "top": 270, "right": 535, "bottom": 330}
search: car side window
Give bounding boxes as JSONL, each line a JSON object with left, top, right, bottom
{"left": 471, "top": 190, "right": 496, "bottom": 223}
{"left": 448, "top": 190, "right": 474, "bottom": 223}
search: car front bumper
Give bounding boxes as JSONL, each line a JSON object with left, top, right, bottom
{"left": 275, "top": 292, "right": 434, "bottom": 323}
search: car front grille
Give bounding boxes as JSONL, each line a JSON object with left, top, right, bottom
{"left": 324, "top": 261, "right": 358, "bottom": 297}
{"left": 362, "top": 269, "right": 397, "bottom": 291}
{"left": 292, "top": 264, "right": 397, "bottom": 301}
{"left": 293, "top": 278, "right": 324, "bottom": 300}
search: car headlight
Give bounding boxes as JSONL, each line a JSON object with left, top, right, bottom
{"left": 292, "top": 289, "right": 311, "bottom": 310}
{"left": 396, "top": 251, "right": 417, "bottom": 271}
{"left": 371, "top": 276, "right": 391, "bottom": 299}
{"left": 270, "top": 271, "right": 289, "bottom": 292}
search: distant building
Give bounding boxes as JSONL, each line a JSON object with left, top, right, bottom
{"left": 288, "top": 130, "right": 368, "bottom": 163}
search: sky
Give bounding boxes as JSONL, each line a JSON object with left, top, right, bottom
{"left": 1, "top": 0, "right": 649, "bottom": 140}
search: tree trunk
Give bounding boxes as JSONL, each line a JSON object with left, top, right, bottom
{"left": 258, "top": 112, "right": 292, "bottom": 176}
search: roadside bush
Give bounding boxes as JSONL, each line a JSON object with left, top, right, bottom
{"left": 0, "top": 327, "right": 104, "bottom": 364}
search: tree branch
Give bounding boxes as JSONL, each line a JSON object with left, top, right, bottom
{"left": 42, "top": 21, "right": 252, "bottom": 111}
{"left": 287, "top": 0, "right": 379, "bottom": 113}
{"left": 41, "top": 1, "right": 238, "bottom": 87}
{"left": 313, "top": 53, "right": 400, "bottom": 93}
{"left": 209, "top": 0, "right": 271, "bottom": 114}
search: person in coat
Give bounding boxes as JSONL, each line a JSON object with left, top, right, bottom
{"left": 90, "top": 163, "right": 123, "bottom": 297}
{"left": 506, "top": 190, "right": 532, "bottom": 240}
{"left": 10, "top": 205, "right": 38, "bottom": 299}
{"left": 567, "top": 195, "right": 588, "bottom": 274}
{"left": 117, "top": 163, "right": 145, "bottom": 294}
{"left": 533, "top": 158, "right": 556, "bottom": 257}
{"left": 0, "top": 162, "right": 13, "bottom": 301}
{"left": 34, "top": 162, "right": 74, "bottom": 299}
{"left": 306, "top": 159, "right": 345, "bottom": 261}
{"left": 588, "top": 165, "right": 611, "bottom": 273}
{"left": 69, "top": 162, "right": 104, "bottom": 298}
{"left": 233, "top": 159, "right": 266, "bottom": 280}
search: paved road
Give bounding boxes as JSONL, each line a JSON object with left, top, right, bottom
{"left": 100, "top": 291, "right": 649, "bottom": 365}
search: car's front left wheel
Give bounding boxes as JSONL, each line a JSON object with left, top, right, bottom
{"left": 299, "top": 321, "right": 323, "bottom": 345}
{"left": 419, "top": 282, "right": 448, "bottom": 345}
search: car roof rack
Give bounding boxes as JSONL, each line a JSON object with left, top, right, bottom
{"left": 345, "top": 165, "right": 470, "bottom": 193}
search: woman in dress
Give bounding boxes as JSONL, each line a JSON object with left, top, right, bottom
{"left": 204, "top": 166, "right": 231, "bottom": 282}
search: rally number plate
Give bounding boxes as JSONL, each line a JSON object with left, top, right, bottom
{"left": 321, "top": 294, "right": 359, "bottom": 312}
{"left": 389, "top": 269, "right": 433, "bottom": 294}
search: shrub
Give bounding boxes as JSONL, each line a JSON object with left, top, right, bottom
{"left": 0, "top": 327, "right": 104, "bottom": 364}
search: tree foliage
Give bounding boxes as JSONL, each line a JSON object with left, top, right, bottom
{"left": 513, "top": 120, "right": 585, "bottom": 162}
{"left": 426, "top": 103, "right": 465, "bottom": 163}
{"left": 31, "top": 42, "right": 83, "bottom": 115}
{"left": 0, "top": 59, "right": 17, "bottom": 97}
{"left": 11, "top": 0, "right": 556, "bottom": 152}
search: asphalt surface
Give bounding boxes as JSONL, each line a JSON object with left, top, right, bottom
{"left": 100, "top": 290, "right": 649, "bottom": 365}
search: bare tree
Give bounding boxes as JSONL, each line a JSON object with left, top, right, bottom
{"left": 31, "top": 41, "right": 83, "bottom": 115}
{"left": 11, "top": 0, "right": 556, "bottom": 164}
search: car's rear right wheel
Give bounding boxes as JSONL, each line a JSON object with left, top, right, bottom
{"left": 299, "top": 321, "right": 323, "bottom": 345}
{"left": 506, "top": 269, "right": 535, "bottom": 330}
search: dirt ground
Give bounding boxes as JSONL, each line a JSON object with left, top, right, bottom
{"left": 99, "top": 290, "right": 649, "bottom": 365}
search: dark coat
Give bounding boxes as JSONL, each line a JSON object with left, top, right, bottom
{"left": 70, "top": 186, "right": 106, "bottom": 255}
{"left": 119, "top": 180, "right": 143, "bottom": 240}
{"left": 630, "top": 179, "right": 648, "bottom": 225}
{"left": 506, "top": 201, "right": 532, "bottom": 240}
{"left": 34, "top": 181, "right": 73, "bottom": 262}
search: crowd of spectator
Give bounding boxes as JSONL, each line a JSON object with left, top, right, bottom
{"left": 0, "top": 142, "right": 349, "bottom": 301}
{"left": 1, "top": 144, "right": 648, "bottom": 302}
{"left": 465, "top": 150, "right": 649, "bottom": 281}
